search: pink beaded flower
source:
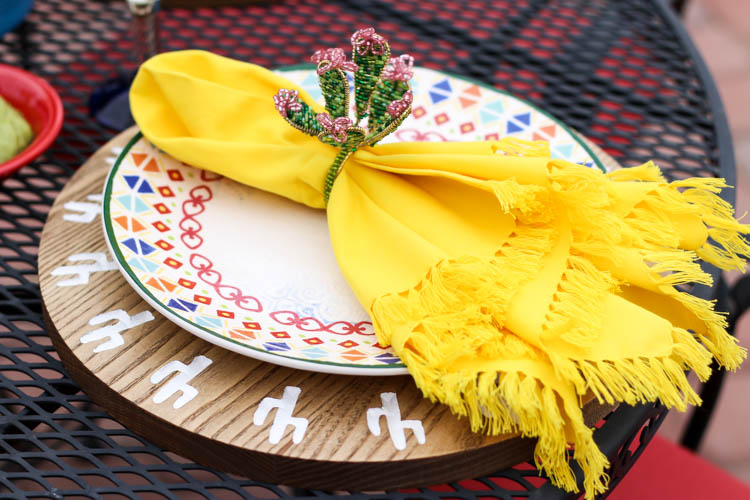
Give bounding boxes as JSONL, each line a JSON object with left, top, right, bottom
{"left": 351, "top": 27, "right": 386, "bottom": 56}
{"left": 311, "top": 48, "right": 359, "bottom": 75}
{"left": 273, "top": 89, "right": 302, "bottom": 114}
{"left": 386, "top": 90, "right": 413, "bottom": 117}
{"left": 317, "top": 113, "right": 353, "bottom": 143}
{"left": 382, "top": 54, "right": 414, "bottom": 82}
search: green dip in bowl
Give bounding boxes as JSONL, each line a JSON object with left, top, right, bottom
{"left": 0, "top": 95, "right": 33, "bottom": 164}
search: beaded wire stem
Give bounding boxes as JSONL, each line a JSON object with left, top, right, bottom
{"left": 272, "top": 27, "right": 413, "bottom": 205}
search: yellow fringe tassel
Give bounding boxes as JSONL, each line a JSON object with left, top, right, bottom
{"left": 372, "top": 158, "right": 748, "bottom": 500}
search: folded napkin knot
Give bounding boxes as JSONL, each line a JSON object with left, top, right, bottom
{"left": 273, "top": 27, "right": 413, "bottom": 204}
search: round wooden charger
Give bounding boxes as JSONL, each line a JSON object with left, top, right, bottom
{"left": 39, "top": 128, "right": 617, "bottom": 491}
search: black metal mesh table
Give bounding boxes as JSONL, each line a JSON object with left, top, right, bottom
{"left": 0, "top": 0, "right": 733, "bottom": 498}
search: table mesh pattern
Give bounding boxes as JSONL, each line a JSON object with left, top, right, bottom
{"left": 0, "top": 0, "right": 726, "bottom": 499}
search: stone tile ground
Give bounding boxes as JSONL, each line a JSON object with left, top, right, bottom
{"left": 656, "top": 0, "right": 750, "bottom": 486}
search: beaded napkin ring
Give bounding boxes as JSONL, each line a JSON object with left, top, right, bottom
{"left": 272, "top": 27, "right": 414, "bottom": 204}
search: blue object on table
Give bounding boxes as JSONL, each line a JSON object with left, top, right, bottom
{"left": 88, "top": 71, "right": 136, "bottom": 131}
{"left": 0, "top": 0, "right": 34, "bottom": 36}
{"left": 94, "top": 90, "right": 135, "bottom": 131}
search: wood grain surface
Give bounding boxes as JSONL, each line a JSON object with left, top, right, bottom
{"left": 38, "top": 128, "right": 616, "bottom": 491}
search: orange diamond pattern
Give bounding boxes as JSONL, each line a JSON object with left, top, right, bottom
{"left": 146, "top": 277, "right": 177, "bottom": 292}
{"left": 342, "top": 349, "right": 366, "bottom": 362}
{"left": 230, "top": 329, "right": 257, "bottom": 341}
{"left": 114, "top": 215, "right": 145, "bottom": 232}
{"left": 458, "top": 84, "right": 481, "bottom": 108}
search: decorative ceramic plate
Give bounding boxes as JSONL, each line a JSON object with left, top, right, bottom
{"left": 103, "top": 67, "right": 604, "bottom": 376}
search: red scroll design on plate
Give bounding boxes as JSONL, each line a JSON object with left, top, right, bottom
{"left": 178, "top": 181, "right": 262, "bottom": 312}
{"left": 189, "top": 254, "right": 263, "bottom": 312}
{"left": 180, "top": 186, "right": 213, "bottom": 250}
{"left": 270, "top": 310, "right": 374, "bottom": 336}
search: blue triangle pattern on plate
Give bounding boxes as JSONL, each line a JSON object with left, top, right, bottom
{"left": 121, "top": 237, "right": 139, "bottom": 254}
{"left": 264, "top": 341, "right": 291, "bottom": 352}
{"left": 506, "top": 120, "right": 524, "bottom": 134}
{"left": 177, "top": 299, "right": 198, "bottom": 312}
{"left": 124, "top": 175, "right": 139, "bottom": 189}
{"left": 134, "top": 197, "right": 150, "bottom": 214}
{"left": 479, "top": 100, "right": 504, "bottom": 124}
{"left": 375, "top": 352, "right": 403, "bottom": 364}
{"left": 429, "top": 91, "right": 449, "bottom": 104}
{"left": 433, "top": 79, "right": 451, "bottom": 92}
{"left": 197, "top": 316, "right": 222, "bottom": 328}
{"left": 485, "top": 99, "right": 504, "bottom": 114}
{"left": 479, "top": 110, "right": 499, "bottom": 124}
{"left": 168, "top": 298, "right": 189, "bottom": 312}
{"left": 137, "top": 179, "right": 154, "bottom": 194}
{"left": 139, "top": 240, "right": 156, "bottom": 255}
{"left": 127, "top": 257, "right": 144, "bottom": 272}
{"left": 128, "top": 257, "right": 159, "bottom": 273}
{"left": 554, "top": 143, "right": 574, "bottom": 159}
{"left": 116, "top": 194, "right": 133, "bottom": 211}
{"left": 302, "top": 347, "right": 327, "bottom": 359}
{"left": 514, "top": 112, "right": 531, "bottom": 126}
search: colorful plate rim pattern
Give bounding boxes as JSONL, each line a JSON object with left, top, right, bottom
{"left": 102, "top": 66, "right": 604, "bottom": 376}
{"left": 280, "top": 63, "right": 606, "bottom": 173}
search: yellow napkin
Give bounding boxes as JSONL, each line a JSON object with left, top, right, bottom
{"left": 130, "top": 49, "right": 748, "bottom": 498}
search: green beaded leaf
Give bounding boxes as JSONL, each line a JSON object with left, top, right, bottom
{"left": 341, "top": 128, "right": 366, "bottom": 148}
{"left": 352, "top": 44, "right": 390, "bottom": 123}
{"left": 284, "top": 100, "right": 322, "bottom": 137}
{"left": 367, "top": 79, "right": 408, "bottom": 140}
{"left": 319, "top": 69, "right": 350, "bottom": 119}
{"left": 318, "top": 134, "right": 340, "bottom": 147}
{"left": 318, "top": 126, "right": 366, "bottom": 148}
{"left": 322, "top": 128, "right": 366, "bottom": 204}
{"left": 366, "top": 106, "right": 410, "bottom": 146}
{"left": 275, "top": 29, "right": 417, "bottom": 205}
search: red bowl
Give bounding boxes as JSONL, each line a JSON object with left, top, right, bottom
{"left": 0, "top": 64, "right": 64, "bottom": 179}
